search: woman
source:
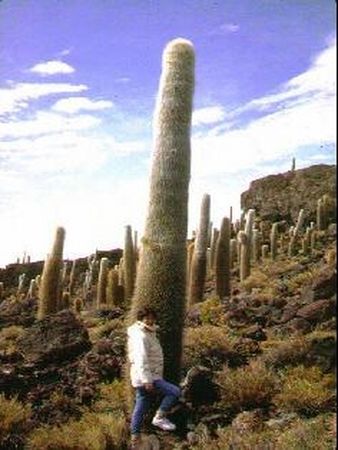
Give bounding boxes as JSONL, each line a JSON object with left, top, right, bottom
{"left": 127, "top": 307, "right": 180, "bottom": 448}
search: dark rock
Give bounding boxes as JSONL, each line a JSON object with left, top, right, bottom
{"left": 312, "top": 268, "right": 336, "bottom": 300}
{"left": 94, "top": 307, "right": 124, "bottom": 319}
{"left": 181, "top": 366, "right": 220, "bottom": 407}
{"left": 296, "top": 298, "right": 336, "bottom": 324}
{"left": 0, "top": 297, "right": 37, "bottom": 327}
{"left": 17, "top": 309, "right": 91, "bottom": 365}
{"left": 241, "top": 325, "right": 267, "bottom": 341}
{"left": 307, "top": 334, "right": 336, "bottom": 371}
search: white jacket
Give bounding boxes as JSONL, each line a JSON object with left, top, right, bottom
{"left": 127, "top": 321, "right": 164, "bottom": 387}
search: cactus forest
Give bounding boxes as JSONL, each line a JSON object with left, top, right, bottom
{"left": 0, "top": 3, "right": 336, "bottom": 450}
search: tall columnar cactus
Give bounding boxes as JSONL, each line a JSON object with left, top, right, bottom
{"left": 97, "top": 257, "right": 109, "bottom": 307}
{"left": 17, "top": 273, "right": 26, "bottom": 297}
{"left": 118, "top": 257, "right": 124, "bottom": 286}
{"left": 215, "top": 217, "right": 231, "bottom": 298}
{"left": 252, "top": 229, "right": 262, "bottom": 263}
{"left": 302, "top": 227, "right": 312, "bottom": 255}
{"left": 68, "top": 259, "right": 77, "bottom": 295}
{"left": 124, "top": 225, "right": 136, "bottom": 303}
{"left": 61, "top": 261, "right": 68, "bottom": 289}
{"left": 210, "top": 227, "right": 219, "bottom": 273}
{"left": 262, "top": 244, "right": 269, "bottom": 259}
{"left": 188, "top": 193, "right": 211, "bottom": 304}
{"left": 133, "top": 230, "right": 138, "bottom": 258}
{"left": 238, "top": 231, "right": 249, "bottom": 282}
{"left": 27, "top": 279, "right": 37, "bottom": 300}
{"left": 291, "top": 157, "right": 296, "bottom": 171}
{"left": 0, "top": 282, "right": 4, "bottom": 301}
{"left": 128, "top": 38, "right": 194, "bottom": 384}
{"left": 270, "top": 223, "right": 279, "bottom": 260}
{"left": 288, "top": 209, "right": 305, "bottom": 256}
{"left": 242, "top": 209, "right": 255, "bottom": 277}
{"left": 207, "top": 221, "right": 213, "bottom": 249}
{"left": 230, "top": 238, "right": 237, "bottom": 268}
{"left": 38, "top": 226, "right": 65, "bottom": 319}
{"left": 186, "top": 241, "right": 195, "bottom": 286}
{"left": 317, "top": 198, "right": 325, "bottom": 231}
{"left": 106, "top": 268, "right": 120, "bottom": 307}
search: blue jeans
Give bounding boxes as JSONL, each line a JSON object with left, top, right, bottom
{"left": 130, "top": 379, "right": 180, "bottom": 435}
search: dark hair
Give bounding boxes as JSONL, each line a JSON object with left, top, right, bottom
{"left": 137, "top": 307, "right": 157, "bottom": 321}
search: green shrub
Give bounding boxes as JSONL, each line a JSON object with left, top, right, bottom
{"left": 0, "top": 394, "right": 31, "bottom": 445}
{"left": 26, "top": 412, "right": 128, "bottom": 450}
{"left": 216, "top": 360, "right": 278, "bottom": 412}
{"left": 273, "top": 365, "right": 335, "bottom": 416}
{"left": 199, "top": 297, "right": 226, "bottom": 325}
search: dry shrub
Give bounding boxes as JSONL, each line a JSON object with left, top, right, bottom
{"left": 273, "top": 365, "right": 335, "bottom": 416}
{"left": 216, "top": 360, "right": 278, "bottom": 412}
{"left": 240, "top": 268, "right": 279, "bottom": 297}
{"left": 92, "top": 379, "right": 127, "bottom": 414}
{"left": 0, "top": 394, "right": 31, "bottom": 444}
{"left": 285, "top": 266, "right": 319, "bottom": 292}
{"left": 183, "top": 325, "right": 237, "bottom": 370}
{"left": 0, "top": 325, "right": 25, "bottom": 355}
{"left": 276, "top": 414, "right": 335, "bottom": 450}
{"left": 262, "top": 336, "right": 311, "bottom": 368}
{"left": 199, "top": 296, "right": 226, "bottom": 325}
{"left": 26, "top": 412, "right": 128, "bottom": 450}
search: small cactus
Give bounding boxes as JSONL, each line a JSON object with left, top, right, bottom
{"left": 188, "top": 194, "right": 210, "bottom": 304}
{"left": 215, "top": 217, "right": 231, "bottom": 298}
{"left": 238, "top": 230, "right": 249, "bottom": 282}
{"left": 38, "top": 226, "right": 65, "bottom": 319}
{"left": 317, "top": 198, "right": 325, "bottom": 231}
{"left": 26, "top": 279, "right": 37, "bottom": 300}
{"left": 230, "top": 238, "right": 237, "bottom": 268}
{"left": 270, "top": 223, "right": 279, "bottom": 260}
{"left": 262, "top": 244, "right": 269, "bottom": 259}
{"left": 17, "top": 273, "right": 26, "bottom": 297}
{"left": 210, "top": 227, "right": 219, "bottom": 273}
{"left": 252, "top": 228, "right": 262, "bottom": 263}
{"left": 0, "top": 282, "right": 4, "bottom": 301}
{"left": 288, "top": 209, "right": 305, "bottom": 256}
{"left": 106, "top": 268, "right": 121, "bottom": 307}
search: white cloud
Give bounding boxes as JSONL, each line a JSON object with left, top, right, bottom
{"left": 191, "top": 38, "right": 336, "bottom": 177}
{"left": 52, "top": 96, "right": 114, "bottom": 114}
{"left": 0, "top": 111, "right": 100, "bottom": 138}
{"left": 29, "top": 60, "right": 75, "bottom": 75}
{"left": 0, "top": 82, "right": 87, "bottom": 114}
{"left": 192, "top": 106, "right": 226, "bottom": 126}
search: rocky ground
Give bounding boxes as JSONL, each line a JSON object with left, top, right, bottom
{"left": 0, "top": 225, "right": 336, "bottom": 449}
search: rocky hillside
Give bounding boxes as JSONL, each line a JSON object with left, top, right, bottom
{"left": 241, "top": 164, "right": 336, "bottom": 223}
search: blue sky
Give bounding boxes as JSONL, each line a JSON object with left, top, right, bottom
{"left": 0, "top": 0, "right": 336, "bottom": 266}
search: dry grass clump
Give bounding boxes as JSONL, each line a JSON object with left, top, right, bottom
{"left": 285, "top": 266, "right": 319, "bottom": 292}
{"left": 199, "top": 296, "right": 227, "bottom": 325}
{"left": 0, "top": 325, "right": 25, "bottom": 355}
{"left": 183, "top": 325, "right": 237, "bottom": 370}
{"left": 262, "top": 336, "right": 312, "bottom": 368}
{"left": 0, "top": 394, "right": 31, "bottom": 444}
{"left": 190, "top": 414, "right": 335, "bottom": 450}
{"left": 240, "top": 269, "right": 278, "bottom": 295}
{"left": 276, "top": 414, "right": 335, "bottom": 450}
{"left": 92, "top": 379, "right": 127, "bottom": 415}
{"left": 216, "top": 360, "right": 278, "bottom": 412}
{"left": 26, "top": 412, "right": 128, "bottom": 450}
{"left": 273, "top": 365, "right": 335, "bottom": 416}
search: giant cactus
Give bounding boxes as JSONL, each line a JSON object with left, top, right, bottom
{"left": 128, "top": 38, "right": 194, "bottom": 383}
{"left": 37, "top": 226, "right": 65, "bottom": 319}
{"left": 288, "top": 209, "right": 305, "bottom": 256}
{"left": 188, "top": 193, "right": 211, "bottom": 304}
{"left": 215, "top": 217, "right": 231, "bottom": 298}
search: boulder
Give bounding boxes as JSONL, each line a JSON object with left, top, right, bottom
{"left": 296, "top": 298, "right": 336, "bottom": 324}
{"left": 17, "top": 309, "right": 91, "bottom": 365}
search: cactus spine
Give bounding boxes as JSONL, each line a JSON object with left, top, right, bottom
{"left": 38, "top": 226, "right": 65, "bottom": 319}
{"left": 215, "top": 217, "right": 231, "bottom": 298}
{"left": 270, "top": 223, "right": 279, "bottom": 260}
{"left": 128, "top": 38, "right": 194, "bottom": 383}
{"left": 124, "top": 225, "right": 136, "bottom": 303}
{"left": 188, "top": 193, "right": 211, "bottom": 304}
{"left": 97, "top": 257, "right": 109, "bottom": 307}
